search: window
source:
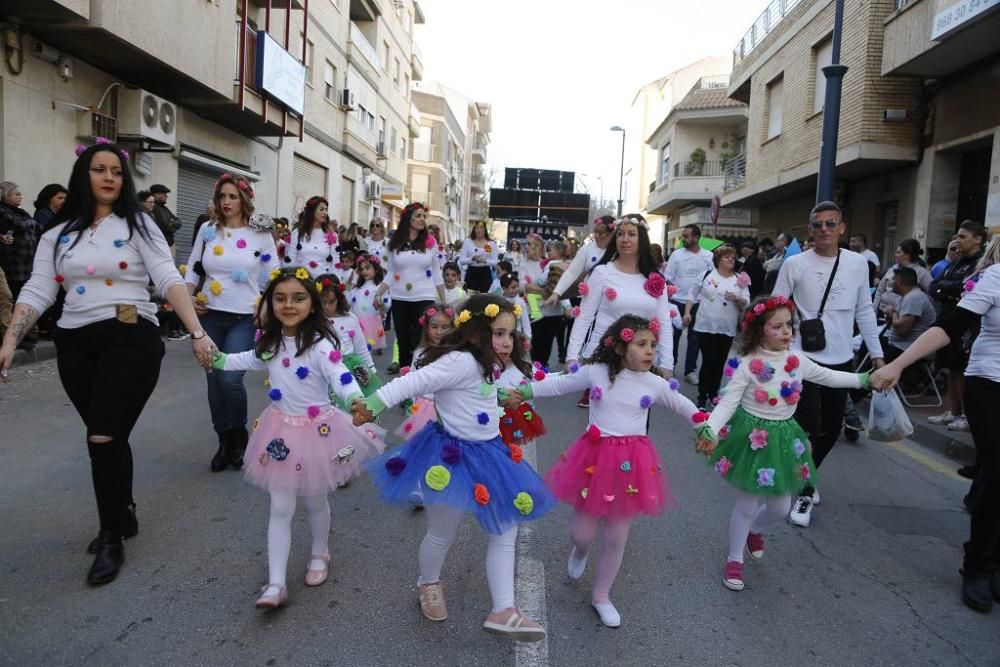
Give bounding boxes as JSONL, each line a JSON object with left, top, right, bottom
{"left": 378, "top": 116, "right": 387, "bottom": 147}
{"left": 394, "top": 58, "right": 401, "bottom": 86}
{"left": 383, "top": 41, "right": 390, "bottom": 72}
{"left": 404, "top": 73, "right": 410, "bottom": 96}
{"left": 323, "top": 60, "right": 336, "bottom": 101}
{"left": 813, "top": 38, "right": 833, "bottom": 115}
{"left": 413, "top": 125, "right": 432, "bottom": 161}
{"left": 302, "top": 38, "right": 314, "bottom": 85}
{"left": 401, "top": 138, "right": 407, "bottom": 159}
{"left": 766, "top": 76, "right": 784, "bottom": 140}
{"left": 660, "top": 143, "right": 671, "bottom": 183}
{"left": 390, "top": 126, "right": 398, "bottom": 152}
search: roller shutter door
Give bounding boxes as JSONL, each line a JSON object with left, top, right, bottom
{"left": 292, "top": 154, "right": 327, "bottom": 217}
{"left": 340, "top": 176, "right": 355, "bottom": 227}
{"left": 175, "top": 163, "right": 219, "bottom": 262}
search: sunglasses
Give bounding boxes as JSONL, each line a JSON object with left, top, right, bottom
{"left": 809, "top": 219, "right": 841, "bottom": 230}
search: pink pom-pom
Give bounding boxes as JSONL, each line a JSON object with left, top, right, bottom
{"left": 571, "top": 306, "right": 581, "bottom": 318}
{"left": 724, "top": 366, "right": 734, "bottom": 378}
{"left": 328, "top": 349, "right": 343, "bottom": 363}
{"left": 692, "top": 411, "right": 709, "bottom": 424}
{"left": 400, "top": 365, "right": 412, "bottom": 376}
{"left": 533, "top": 369, "right": 546, "bottom": 381}
{"left": 578, "top": 281, "right": 589, "bottom": 296}
{"left": 749, "top": 358, "right": 764, "bottom": 375}
{"left": 586, "top": 425, "right": 601, "bottom": 440}
{"left": 325, "top": 231, "right": 338, "bottom": 245}
{"left": 282, "top": 357, "right": 291, "bottom": 367}
{"left": 604, "top": 288, "right": 617, "bottom": 301}
{"left": 736, "top": 271, "right": 752, "bottom": 289}
{"left": 524, "top": 275, "right": 532, "bottom": 284}
{"left": 404, "top": 422, "right": 414, "bottom": 433}
{"left": 667, "top": 285, "right": 679, "bottom": 298}
{"left": 649, "top": 318, "right": 661, "bottom": 335}
{"left": 425, "top": 236, "right": 437, "bottom": 249}
{"left": 307, "top": 405, "right": 321, "bottom": 419}
{"left": 753, "top": 387, "right": 769, "bottom": 403}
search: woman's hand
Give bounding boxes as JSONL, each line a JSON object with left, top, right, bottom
{"left": 656, "top": 366, "right": 673, "bottom": 379}
{"left": 0, "top": 343, "right": 15, "bottom": 383}
{"left": 541, "top": 294, "right": 560, "bottom": 309}
{"left": 192, "top": 335, "right": 217, "bottom": 369}
{"left": 870, "top": 363, "right": 901, "bottom": 392}
{"left": 191, "top": 294, "right": 209, "bottom": 316}
{"left": 724, "top": 291, "right": 738, "bottom": 302}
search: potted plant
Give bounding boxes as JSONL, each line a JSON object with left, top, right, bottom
{"left": 688, "top": 147, "right": 707, "bottom": 176}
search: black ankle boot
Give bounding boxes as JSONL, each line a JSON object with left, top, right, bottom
{"left": 87, "top": 503, "right": 138, "bottom": 554}
{"left": 229, "top": 427, "right": 248, "bottom": 470}
{"left": 210, "top": 431, "right": 231, "bottom": 472}
{"left": 87, "top": 531, "right": 125, "bottom": 586}
{"left": 961, "top": 569, "right": 993, "bottom": 612}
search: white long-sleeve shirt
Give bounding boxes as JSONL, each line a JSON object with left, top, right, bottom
{"left": 551, "top": 239, "right": 605, "bottom": 298}
{"left": 568, "top": 263, "right": 673, "bottom": 364}
{"left": 706, "top": 347, "right": 862, "bottom": 435}
{"left": 331, "top": 312, "right": 376, "bottom": 370}
{"left": 520, "top": 259, "right": 569, "bottom": 318}
{"left": 385, "top": 247, "right": 445, "bottom": 302}
{"left": 290, "top": 227, "right": 339, "bottom": 276}
{"left": 18, "top": 214, "right": 184, "bottom": 329}
{"left": 223, "top": 336, "right": 363, "bottom": 415}
{"left": 689, "top": 269, "right": 750, "bottom": 336}
{"left": 184, "top": 222, "right": 279, "bottom": 314}
{"left": 376, "top": 350, "right": 501, "bottom": 440}
{"left": 459, "top": 240, "right": 499, "bottom": 272}
{"left": 350, "top": 279, "right": 390, "bottom": 318}
{"left": 772, "top": 249, "right": 884, "bottom": 365}
{"left": 530, "top": 363, "right": 700, "bottom": 437}
{"left": 364, "top": 236, "right": 388, "bottom": 263}
{"left": 664, "top": 247, "right": 714, "bottom": 303}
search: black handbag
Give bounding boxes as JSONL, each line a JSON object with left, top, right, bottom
{"left": 797, "top": 250, "right": 840, "bottom": 352}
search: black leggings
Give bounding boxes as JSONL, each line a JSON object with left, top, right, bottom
{"left": 962, "top": 376, "right": 1000, "bottom": 573}
{"left": 54, "top": 318, "right": 164, "bottom": 533}
{"left": 531, "top": 315, "right": 565, "bottom": 368}
{"left": 793, "top": 359, "right": 853, "bottom": 497}
{"left": 392, "top": 299, "right": 433, "bottom": 368}
{"left": 697, "top": 332, "right": 733, "bottom": 404}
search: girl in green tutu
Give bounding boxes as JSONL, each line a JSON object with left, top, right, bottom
{"left": 705, "top": 295, "right": 869, "bottom": 592}
{"left": 318, "top": 273, "right": 383, "bottom": 408}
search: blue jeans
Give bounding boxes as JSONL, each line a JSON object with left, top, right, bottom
{"left": 671, "top": 301, "right": 701, "bottom": 375}
{"left": 202, "top": 310, "right": 254, "bottom": 433}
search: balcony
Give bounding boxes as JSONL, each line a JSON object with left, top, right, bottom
{"left": 647, "top": 160, "right": 729, "bottom": 215}
{"left": 412, "top": 43, "right": 425, "bottom": 81}
{"left": 408, "top": 103, "right": 422, "bottom": 137}
{"left": 11, "top": 0, "right": 305, "bottom": 137}
{"left": 349, "top": 0, "right": 381, "bottom": 21}
{"left": 732, "top": 0, "right": 805, "bottom": 68}
{"left": 471, "top": 141, "right": 487, "bottom": 164}
{"left": 470, "top": 169, "right": 486, "bottom": 194}
{"left": 882, "top": 0, "right": 1000, "bottom": 77}
{"left": 2, "top": 0, "right": 88, "bottom": 22}
{"left": 348, "top": 22, "right": 381, "bottom": 81}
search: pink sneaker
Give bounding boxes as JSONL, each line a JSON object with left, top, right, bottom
{"left": 746, "top": 532, "right": 765, "bottom": 561}
{"left": 723, "top": 560, "right": 745, "bottom": 591}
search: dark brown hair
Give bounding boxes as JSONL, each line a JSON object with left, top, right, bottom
{"left": 353, "top": 254, "right": 386, "bottom": 288}
{"left": 316, "top": 273, "right": 350, "bottom": 315}
{"left": 587, "top": 314, "right": 656, "bottom": 385}
{"left": 255, "top": 269, "right": 339, "bottom": 359}
{"left": 735, "top": 295, "right": 796, "bottom": 356}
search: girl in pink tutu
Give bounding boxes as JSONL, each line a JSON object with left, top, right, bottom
{"left": 211, "top": 267, "right": 385, "bottom": 609}
{"left": 350, "top": 254, "right": 388, "bottom": 354}
{"left": 506, "top": 314, "right": 713, "bottom": 627}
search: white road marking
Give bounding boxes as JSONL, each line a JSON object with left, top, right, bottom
{"left": 515, "top": 442, "right": 549, "bottom": 667}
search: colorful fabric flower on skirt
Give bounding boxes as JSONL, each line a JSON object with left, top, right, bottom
{"left": 715, "top": 457, "right": 732, "bottom": 476}
{"left": 266, "top": 438, "right": 290, "bottom": 461}
{"left": 757, "top": 468, "right": 776, "bottom": 487}
{"left": 749, "top": 428, "right": 769, "bottom": 450}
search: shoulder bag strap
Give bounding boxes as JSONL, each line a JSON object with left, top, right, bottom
{"left": 815, "top": 250, "right": 841, "bottom": 318}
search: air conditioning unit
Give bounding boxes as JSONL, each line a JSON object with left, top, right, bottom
{"left": 376, "top": 140, "right": 387, "bottom": 157}
{"left": 117, "top": 89, "right": 177, "bottom": 147}
{"left": 340, "top": 89, "right": 356, "bottom": 110}
{"left": 77, "top": 111, "right": 117, "bottom": 141}
{"left": 365, "top": 181, "right": 381, "bottom": 200}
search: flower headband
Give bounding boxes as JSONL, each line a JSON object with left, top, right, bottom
{"left": 314, "top": 277, "right": 346, "bottom": 293}
{"left": 453, "top": 302, "right": 522, "bottom": 327}
{"left": 268, "top": 266, "right": 316, "bottom": 284}
{"left": 616, "top": 215, "right": 649, "bottom": 230}
{"left": 602, "top": 319, "right": 660, "bottom": 347}
{"left": 215, "top": 173, "right": 255, "bottom": 198}
{"left": 418, "top": 305, "right": 455, "bottom": 327}
{"left": 740, "top": 295, "right": 794, "bottom": 333}
{"left": 75, "top": 137, "right": 129, "bottom": 163}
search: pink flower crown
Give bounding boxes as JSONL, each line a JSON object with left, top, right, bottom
{"left": 616, "top": 215, "right": 649, "bottom": 230}
{"left": 741, "top": 295, "right": 795, "bottom": 333}
{"left": 75, "top": 137, "right": 129, "bottom": 163}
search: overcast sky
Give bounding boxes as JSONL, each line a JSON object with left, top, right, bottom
{"left": 415, "top": 0, "right": 766, "bottom": 208}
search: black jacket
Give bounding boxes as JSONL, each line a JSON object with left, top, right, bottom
{"left": 152, "top": 202, "right": 181, "bottom": 246}
{"left": 929, "top": 249, "right": 984, "bottom": 309}
{"left": 740, "top": 254, "right": 766, "bottom": 298}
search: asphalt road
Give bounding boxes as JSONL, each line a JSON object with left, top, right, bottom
{"left": 1, "top": 340, "right": 998, "bottom": 666}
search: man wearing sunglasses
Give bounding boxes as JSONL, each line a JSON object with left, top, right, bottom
{"left": 773, "top": 201, "right": 885, "bottom": 528}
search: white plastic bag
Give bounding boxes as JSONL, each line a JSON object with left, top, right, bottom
{"left": 867, "top": 391, "right": 913, "bottom": 442}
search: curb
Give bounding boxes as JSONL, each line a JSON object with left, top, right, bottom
{"left": 909, "top": 422, "right": 976, "bottom": 466}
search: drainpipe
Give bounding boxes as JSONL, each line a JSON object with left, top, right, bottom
{"left": 816, "top": 0, "right": 848, "bottom": 204}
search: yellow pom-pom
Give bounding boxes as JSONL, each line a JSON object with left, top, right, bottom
{"left": 213, "top": 245, "right": 224, "bottom": 256}
{"left": 195, "top": 293, "right": 209, "bottom": 305}
{"left": 425, "top": 465, "right": 451, "bottom": 491}
{"left": 513, "top": 492, "right": 534, "bottom": 516}
{"left": 484, "top": 304, "right": 500, "bottom": 318}
{"left": 512, "top": 303, "right": 522, "bottom": 317}
{"left": 269, "top": 268, "right": 281, "bottom": 281}
{"left": 178, "top": 264, "right": 187, "bottom": 276}
{"left": 209, "top": 280, "right": 223, "bottom": 297}
{"left": 295, "top": 268, "right": 310, "bottom": 280}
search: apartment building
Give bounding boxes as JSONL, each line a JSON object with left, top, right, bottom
{"left": 627, "top": 55, "right": 731, "bottom": 244}
{"left": 408, "top": 82, "right": 491, "bottom": 243}
{"left": 719, "top": 0, "right": 1000, "bottom": 264}
{"left": 646, "top": 75, "right": 751, "bottom": 246}
{"left": 0, "top": 0, "right": 426, "bottom": 259}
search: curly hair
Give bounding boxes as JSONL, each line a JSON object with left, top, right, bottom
{"left": 587, "top": 314, "right": 656, "bottom": 385}
{"left": 255, "top": 269, "right": 339, "bottom": 360}
{"left": 417, "top": 293, "right": 524, "bottom": 382}
{"left": 735, "top": 296, "right": 796, "bottom": 356}
{"left": 212, "top": 173, "right": 255, "bottom": 228}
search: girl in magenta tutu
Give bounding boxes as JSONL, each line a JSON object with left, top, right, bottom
{"left": 394, "top": 302, "right": 454, "bottom": 439}
{"left": 506, "top": 314, "right": 713, "bottom": 628}
{"left": 350, "top": 254, "right": 388, "bottom": 353}
{"left": 211, "top": 267, "right": 385, "bottom": 609}
{"left": 705, "top": 295, "right": 868, "bottom": 592}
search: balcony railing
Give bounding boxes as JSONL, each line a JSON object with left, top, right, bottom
{"left": 349, "top": 22, "right": 380, "bottom": 70}
{"left": 673, "top": 160, "right": 726, "bottom": 178}
{"left": 723, "top": 154, "right": 747, "bottom": 192}
{"left": 696, "top": 74, "right": 731, "bottom": 90}
{"left": 733, "top": 0, "right": 804, "bottom": 68}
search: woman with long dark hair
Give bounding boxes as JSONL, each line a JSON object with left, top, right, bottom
{"left": 459, "top": 220, "right": 499, "bottom": 293}
{"left": 32, "top": 183, "right": 68, "bottom": 232}
{"left": 185, "top": 174, "right": 279, "bottom": 473}
{"left": 375, "top": 202, "right": 445, "bottom": 373}
{"left": 0, "top": 143, "right": 215, "bottom": 585}
{"left": 568, "top": 214, "right": 673, "bottom": 380}
{"left": 289, "top": 196, "right": 338, "bottom": 276}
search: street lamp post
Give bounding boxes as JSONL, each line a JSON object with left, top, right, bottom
{"left": 816, "top": 0, "right": 847, "bottom": 204}
{"left": 611, "top": 126, "right": 625, "bottom": 217}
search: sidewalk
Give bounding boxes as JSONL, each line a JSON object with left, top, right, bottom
{"left": 10, "top": 340, "right": 58, "bottom": 368}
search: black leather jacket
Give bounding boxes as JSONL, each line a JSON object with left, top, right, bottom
{"left": 929, "top": 248, "right": 984, "bottom": 309}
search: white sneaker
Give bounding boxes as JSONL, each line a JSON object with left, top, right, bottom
{"left": 592, "top": 601, "right": 621, "bottom": 628}
{"left": 568, "top": 549, "right": 588, "bottom": 580}
{"left": 927, "top": 410, "right": 957, "bottom": 426}
{"left": 947, "top": 415, "right": 970, "bottom": 432}
{"left": 685, "top": 372, "right": 698, "bottom": 385}
{"left": 811, "top": 489, "right": 820, "bottom": 506}
{"left": 788, "top": 496, "right": 813, "bottom": 527}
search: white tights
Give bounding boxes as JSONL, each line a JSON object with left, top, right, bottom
{"left": 727, "top": 491, "right": 792, "bottom": 563}
{"left": 417, "top": 504, "right": 518, "bottom": 613}
{"left": 266, "top": 490, "right": 331, "bottom": 588}
{"left": 569, "top": 512, "right": 633, "bottom": 604}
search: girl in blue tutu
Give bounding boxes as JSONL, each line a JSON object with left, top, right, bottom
{"left": 705, "top": 295, "right": 869, "bottom": 592}
{"left": 353, "top": 294, "right": 554, "bottom": 642}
